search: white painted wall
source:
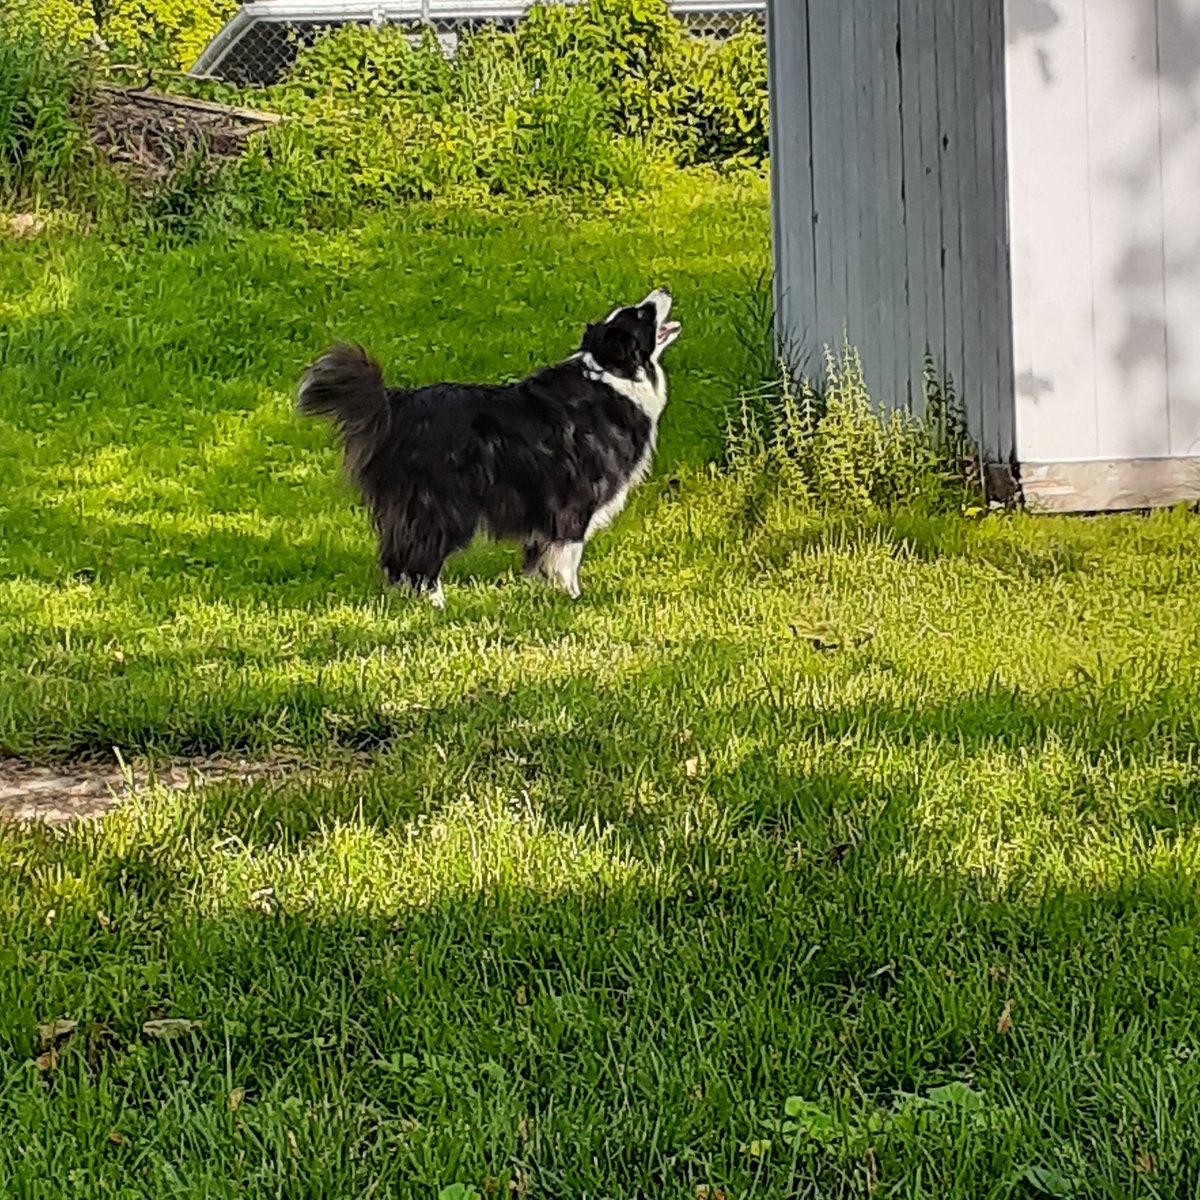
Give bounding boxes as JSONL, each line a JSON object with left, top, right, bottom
{"left": 1004, "top": 0, "right": 1200, "bottom": 464}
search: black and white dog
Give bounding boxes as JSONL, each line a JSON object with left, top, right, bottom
{"left": 298, "top": 288, "right": 681, "bottom": 607}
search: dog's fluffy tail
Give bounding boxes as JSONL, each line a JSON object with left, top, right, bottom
{"left": 297, "top": 344, "right": 389, "bottom": 441}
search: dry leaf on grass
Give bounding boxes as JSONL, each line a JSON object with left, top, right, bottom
{"left": 229, "top": 1087, "right": 245, "bottom": 1111}
{"left": 142, "top": 1018, "right": 202, "bottom": 1040}
{"left": 38, "top": 1018, "right": 78, "bottom": 1046}
{"left": 997, "top": 998, "right": 1014, "bottom": 1035}
{"left": 3, "top": 212, "right": 47, "bottom": 238}
{"left": 34, "top": 1049, "right": 58, "bottom": 1072}
{"left": 1135, "top": 1151, "right": 1156, "bottom": 1175}
{"left": 108, "top": 1131, "right": 127, "bottom": 1146}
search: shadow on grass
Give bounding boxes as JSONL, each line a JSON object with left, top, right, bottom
{"left": 3, "top": 612, "right": 1199, "bottom": 1195}
{"left": 29, "top": 640, "right": 1198, "bottom": 861}
{"left": 5, "top": 689, "right": 1200, "bottom": 1196}
{"left": 6, "top": 180, "right": 1200, "bottom": 1194}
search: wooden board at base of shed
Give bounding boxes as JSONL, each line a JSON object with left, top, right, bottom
{"left": 1014, "top": 458, "right": 1200, "bottom": 514}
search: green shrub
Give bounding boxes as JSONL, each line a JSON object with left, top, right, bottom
{"left": 2, "top": 1, "right": 770, "bottom": 230}
{"left": 18, "top": 0, "right": 236, "bottom": 71}
{"left": 727, "top": 345, "right": 980, "bottom": 517}
{"left": 226, "top": 17, "right": 653, "bottom": 224}
{"left": 679, "top": 21, "right": 770, "bottom": 165}
{"left": 516, "top": 0, "right": 690, "bottom": 144}
{"left": 229, "top": 0, "right": 768, "bottom": 222}
{"left": 278, "top": 23, "right": 452, "bottom": 114}
{"left": 513, "top": 1, "right": 768, "bottom": 165}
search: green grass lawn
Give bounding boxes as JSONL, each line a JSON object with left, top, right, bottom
{"left": 3, "top": 173, "right": 1200, "bottom": 1198}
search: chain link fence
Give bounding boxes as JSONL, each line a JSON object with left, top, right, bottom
{"left": 191, "top": 1, "right": 766, "bottom": 86}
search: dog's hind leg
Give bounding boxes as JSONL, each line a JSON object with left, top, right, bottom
{"left": 379, "top": 529, "right": 461, "bottom": 610}
{"left": 385, "top": 563, "right": 446, "bottom": 609}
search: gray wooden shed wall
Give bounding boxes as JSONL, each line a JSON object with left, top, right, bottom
{"left": 768, "top": 0, "right": 1014, "bottom": 466}
{"left": 768, "top": 0, "right": 1200, "bottom": 511}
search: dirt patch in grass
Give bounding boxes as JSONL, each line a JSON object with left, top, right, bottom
{"left": 0, "top": 754, "right": 302, "bottom": 824}
{"left": 2, "top": 212, "right": 48, "bottom": 238}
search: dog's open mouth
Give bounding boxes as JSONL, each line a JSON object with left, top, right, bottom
{"left": 658, "top": 321, "right": 681, "bottom": 345}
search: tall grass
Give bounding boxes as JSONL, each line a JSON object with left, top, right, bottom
{"left": 0, "top": 27, "right": 94, "bottom": 205}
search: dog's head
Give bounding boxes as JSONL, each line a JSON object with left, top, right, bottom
{"left": 579, "top": 288, "right": 681, "bottom": 381}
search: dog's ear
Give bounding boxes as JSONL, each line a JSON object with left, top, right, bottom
{"left": 581, "top": 321, "right": 642, "bottom": 377}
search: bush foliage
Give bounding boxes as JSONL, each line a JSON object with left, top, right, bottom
{"left": 2, "top": 0, "right": 768, "bottom": 226}
{"left": 19, "top": 0, "right": 237, "bottom": 71}
{"left": 236, "top": 1, "right": 769, "bottom": 223}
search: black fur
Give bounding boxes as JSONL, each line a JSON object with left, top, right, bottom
{"left": 297, "top": 291, "right": 679, "bottom": 601}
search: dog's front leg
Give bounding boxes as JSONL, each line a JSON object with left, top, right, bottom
{"left": 538, "top": 541, "right": 583, "bottom": 600}
{"left": 522, "top": 540, "right": 548, "bottom": 580}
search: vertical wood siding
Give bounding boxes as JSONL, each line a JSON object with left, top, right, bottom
{"left": 770, "top": 0, "right": 1200, "bottom": 475}
{"left": 768, "top": 0, "right": 1014, "bottom": 460}
{"left": 767, "top": 1, "right": 815, "bottom": 370}
{"left": 1159, "top": 3, "right": 1200, "bottom": 456}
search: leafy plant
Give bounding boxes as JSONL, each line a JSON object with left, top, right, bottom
{"left": 278, "top": 22, "right": 453, "bottom": 115}
{"left": 18, "top": 0, "right": 237, "bottom": 71}
{"left": 3, "top": 1, "right": 769, "bottom": 228}
{"left": 727, "top": 342, "right": 981, "bottom": 517}
{"left": 1017, "top": 1165, "right": 1084, "bottom": 1197}
{"left": 224, "top": 0, "right": 767, "bottom": 223}
{"left": 762, "top": 1083, "right": 1010, "bottom": 1182}
{"left": 437, "top": 1185, "right": 482, "bottom": 1200}
{"left": 517, "top": 0, "right": 689, "bottom": 143}
{"left": 677, "top": 21, "right": 770, "bottom": 165}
